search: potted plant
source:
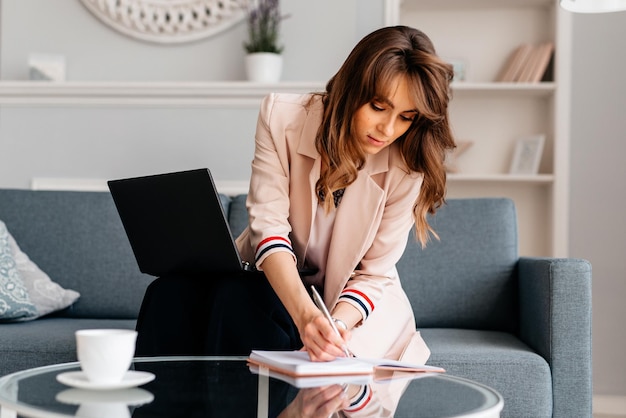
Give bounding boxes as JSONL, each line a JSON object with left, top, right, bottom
{"left": 243, "top": 0, "right": 286, "bottom": 83}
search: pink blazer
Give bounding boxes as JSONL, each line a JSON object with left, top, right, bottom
{"left": 236, "top": 93, "right": 430, "bottom": 364}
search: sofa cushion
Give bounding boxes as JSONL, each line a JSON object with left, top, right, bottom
{"left": 0, "top": 221, "right": 37, "bottom": 321}
{"left": 218, "top": 193, "right": 232, "bottom": 217}
{"left": 398, "top": 198, "right": 519, "bottom": 332}
{"left": 0, "top": 189, "right": 152, "bottom": 319}
{"left": 0, "top": 317, "right": 136, "bottom": 377}
{"left": 421, "top": 328, "right": 552, "bottom": 418}
{"left": 227, "top": 194, "right": 249, "bottom": 238}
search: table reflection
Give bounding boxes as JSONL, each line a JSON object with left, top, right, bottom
{"left": 132, "top": 360, "right": 297, "bottom": 417}
{"left": 271, "top": 370, "right": 423, "bottom": 418}
{"left": 56, "top": 388, "right": 153, "bottom": 418}
{"left": 132, "top": 361, "right": 429, "bottom": 418}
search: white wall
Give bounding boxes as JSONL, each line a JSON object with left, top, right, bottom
{"left": 1, "top": 0, "right": 378, "bottom": 82}
{"left": 570, "top": 11, "right": 626, "bottom": 399}
{"left": 0, "top": 0, "right": 384, "bottom": 189}
{"left": 0, "top": 104, "right": 262, "bottom": 187}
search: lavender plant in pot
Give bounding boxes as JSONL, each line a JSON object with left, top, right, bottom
{"left": 244, "top": 0, "right": 286, "bottom": 83}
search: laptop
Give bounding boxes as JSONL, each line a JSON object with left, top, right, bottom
{"left": 108, "top": 168, "right": 262, "bottom": 278}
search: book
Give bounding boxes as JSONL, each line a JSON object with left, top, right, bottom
{"left": 528, "top": 42, "right": 554, "bottom": 82}
{"left": 248, "top": 350, "right": 373, "bottom": 377}
{"left": 249, "top": 364, "right": 438, "bottom": 388}
{"left": 248, "top": 364, "right": 373, "bottom": 388}
{"left": 497, "top": 42, "right": 555, "bottom": 83}
{"left": 358, "top": 357, "right": 445, "bottom": 374}
{"left": 516, "top": 45, "right": 542, "bottom": 82}
{"left": 497, "top": 44, "right": 533, "bottom": 82}
{"left": 247, "top": 350, "right": 446, "bottom": 378}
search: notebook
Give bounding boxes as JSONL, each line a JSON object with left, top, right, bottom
{"left": 247, "top": 350, "right": 446, "bottom": 378}
{"left": 248, "top": 350, "right": 374, "bottom": 377}
{"left": 108, "top": 168, "right": 264, "bottom": 278}
{"left": 248, "top": 364, "right": 373, "bottom": 388}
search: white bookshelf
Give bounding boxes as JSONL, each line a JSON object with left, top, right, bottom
{"left": 386, "top": 0, "right": 571, "bottom": 257}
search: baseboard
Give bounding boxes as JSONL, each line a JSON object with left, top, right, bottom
{"left": 0, "top": 407, "right": 17, "bottom": 418}
{"left": 31, "top": 177, "right": 108, "bottom": 191}
{"left": 30, "top": 177, "right": 250, "bottom": 195}
{"left": 594, "top": 395, "right": 626, "bottom": 416}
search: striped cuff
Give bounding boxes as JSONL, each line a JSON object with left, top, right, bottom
{"left": 255, "top": 236, "right": 295, "bottom": 264}
{"left": 338, "top": 289, "right": 375, "bottom": 320}
{"left": 345, "top": 385, "right": 372, "bottom": 413}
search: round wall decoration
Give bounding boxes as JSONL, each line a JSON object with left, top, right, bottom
{"left": 78, "top": 0, "right": 246, "bottom": 44}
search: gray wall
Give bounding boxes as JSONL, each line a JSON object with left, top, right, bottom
{"left": 570, "top": 11, "right": 626, "bottom": 397}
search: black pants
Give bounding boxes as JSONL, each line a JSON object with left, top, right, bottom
{"left": 135, "top": 274, "right": 302, "bottom": 357}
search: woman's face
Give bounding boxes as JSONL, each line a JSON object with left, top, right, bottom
{"left": 353, "top": 75, "right": 417, "bottom": 155}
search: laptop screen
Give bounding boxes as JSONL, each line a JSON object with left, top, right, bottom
{"left": 108, "top": 169, "right": 245, "bottom": 277}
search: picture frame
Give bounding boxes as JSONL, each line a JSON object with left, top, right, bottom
{"left": 509, "top": 134, "right": 545, "bottom": 175}
{"left": 28, "top": 54, "right": 66, "bottom": 81}
{"left": 446, "top": 58, "right": 467, "bottom": 82}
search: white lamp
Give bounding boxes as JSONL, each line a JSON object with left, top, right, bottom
{"left": 560, "top": 0, "right": 626, "bottom": 13}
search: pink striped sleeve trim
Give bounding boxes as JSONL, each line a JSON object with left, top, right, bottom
{"left": 255, "top": 236, "right": 294, "bottom": 263}
{"left": 345, "top": 385, "right": 372, "bottom": 412}
{"left": 338, "top": 288, "right": 375, "bottom": 320}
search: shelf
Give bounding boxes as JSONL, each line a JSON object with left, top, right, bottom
{"left": 0, "top": 81, "right": 326, "bottom": 106}
{"left": 0, "top": 81, "right": 555, "bottom": 105}
{"left": 451, "top": 82, "right": 555, "bottom": 96}
{"left": 447, "top": 174, "right": 554, "bottom": 183}
{"left": 400, "top": 0, "right": 553, "bottom": 11}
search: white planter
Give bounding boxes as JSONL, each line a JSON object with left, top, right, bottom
{"left": 245, "top": 52, "right": 283, "bottom": 83}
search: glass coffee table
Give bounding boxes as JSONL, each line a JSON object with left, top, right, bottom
{"left": 0, "top": 356, "right": 503, "bottom": 418}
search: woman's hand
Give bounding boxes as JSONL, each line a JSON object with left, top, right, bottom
{"left": 260, "top": 252, "right": 352, "bottom": 361}
{"left": 278, "top": 385, "right": 349, "bottom": 418}
{"left": 301, "top": 301, "right": 361, "bottom": 362}
{"left": 300, "top": 313, "right": 351, "bottom": 362}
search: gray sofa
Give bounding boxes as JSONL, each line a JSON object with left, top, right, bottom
{"left": 0, "top": 188, "right": 592, "bottom": 417}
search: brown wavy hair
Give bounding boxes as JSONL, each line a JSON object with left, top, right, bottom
{"left": 315, "top": 25, "right": 456, "bottom": 247}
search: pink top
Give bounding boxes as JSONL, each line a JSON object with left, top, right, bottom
{"left": 303, "top": 202, "right": 337, "bottom": 291}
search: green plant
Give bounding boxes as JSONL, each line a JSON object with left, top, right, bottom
{"left": 244, "top": 0, "right": 286, "bottom": 54}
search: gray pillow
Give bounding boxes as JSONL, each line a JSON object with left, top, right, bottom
{"left": 0, "top": 220, "right": 38, "bottom": 321}
{"left": 0, "top": 219, "right": 80, "bottom": 321}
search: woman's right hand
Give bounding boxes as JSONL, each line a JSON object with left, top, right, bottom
{"left": 300, "top": 312, "right": 351, "bottom": 362}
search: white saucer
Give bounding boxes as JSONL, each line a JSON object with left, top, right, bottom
{"left": 56, "top": 387, "right": 154, "bottom": 405}
{"left": 56, "top": 370, "right": 155, "bottom": 390}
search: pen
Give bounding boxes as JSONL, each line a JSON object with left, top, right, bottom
{"left": 310, "top": 285, "right": 351, "bottom": 357}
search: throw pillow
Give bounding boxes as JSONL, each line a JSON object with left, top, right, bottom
{"left": 0, "top": 221, "right": 38, "bottom": 321}
{"left": 7, "top": 229, "right": 80, "bottom": 319}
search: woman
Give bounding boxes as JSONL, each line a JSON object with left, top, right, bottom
{"left": 236, "top": 24, "right": 454, "bottom": 364}
{"left": 135, "top": 25, "right": 454, "bottom": 367}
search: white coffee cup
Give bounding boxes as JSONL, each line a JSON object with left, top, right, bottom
{"left": 75, "top": 329, "right": 137, "bottom": 384}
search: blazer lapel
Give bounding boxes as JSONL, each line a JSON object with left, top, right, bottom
{"left": 288, "top": 101, "right": 322, "bottom": 263}
{"left": 323, "top": 149, "right": 390, "bottom": 305}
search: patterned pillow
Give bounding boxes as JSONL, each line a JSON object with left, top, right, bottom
{"left": 0, "top": 220, "right": 80, "bottom": 321}
{"left": 0, "top": 221, "right": 38, "bottom": 321}
{"left": 8, "top": 233, "right": 80, "bottom": 318}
